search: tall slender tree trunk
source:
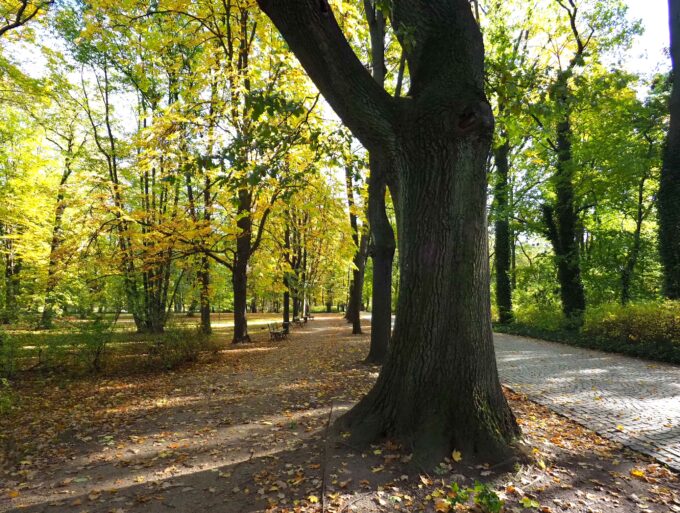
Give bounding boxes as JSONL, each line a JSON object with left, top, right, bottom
{"left": 540, "top": 3, "right": 589, "bottom": 326}
{"left": 232, "top": 189, "right": 252, "bottom": 343}
{"left": 39, "top": 200, "right": 67, "bottom": 328}
{"left": 2, "top": 234, "right": 20, "bottom": 325}
{"left": 345, "top": 168, "right": 367, "bottom": 333}
{"left": 199, "top": 255, "right": 212, "bottom": 334}
{"left": 232, "top": 259, "right": 249, "bottom": 342}
{"left": 283, "top": 287, "right": 290, "bottom": 324}
{"left": 622, "top": 172, "right": 649, "bottom": 305}
{"left": 39, "top": 155, "right": 73, "bottom": 329}
{"left": 365, "top": 159, "right": 395, "bottom": 363}
{"left": 660, "top": 0, "right": 680, "bottom": 299}
{"left": 364, "top": 0, "right": 395, "bottom": 362}
{"left": 200, "top": 171, "right": 213, "bottom": 334}
{"left": 543, "top": 110, "right": 586, "bottom": 326}
{"left": 348, "top": 233, "right": 368, "bottom": 334}
{"left": 283, "top": 224, "right": 291, "bottom": 328}
{"left": 493, "top": 138, "right": 513, "bottom": 324}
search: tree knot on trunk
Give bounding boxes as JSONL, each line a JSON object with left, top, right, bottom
{"left": 456, "top": 101, "right": 494, "bottom": 136}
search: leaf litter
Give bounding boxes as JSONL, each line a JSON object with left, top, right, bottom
{"left": 0, "top": 315, "right": 677, "bottom": 512}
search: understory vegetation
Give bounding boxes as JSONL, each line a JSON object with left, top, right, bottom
{"left": 496, "top": 301, "right": 680, "bottom": 364}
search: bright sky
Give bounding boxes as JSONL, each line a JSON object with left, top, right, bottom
{"left": 626, "top": 0, "right": 671, "bottom": 75}
{"left": 7, "top": 1, "right": 674, "bottom": 87}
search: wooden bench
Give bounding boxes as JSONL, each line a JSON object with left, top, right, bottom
{"left": 307, "top": 313, "right": 315, "bottom": 320}
{"left": 292, "top": 317, "right": 305, "bottom": 327}
{"left": 268, "top": 323, "right": 288, "bottom": 341}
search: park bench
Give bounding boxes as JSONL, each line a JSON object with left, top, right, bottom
{"left": 292, "top": 317, "right": 305, "bottom": 327}
{"left": 307, "top": 313, "right": 315, "bottom": 320}
{"left": 268, "top": 323, "right": 288, "bottom": 341}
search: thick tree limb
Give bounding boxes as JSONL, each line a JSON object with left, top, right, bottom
{"left": 0, "top": 0, "right": 51, "bottom": 38}
{"left": 255, "top": 0, "right": 395, "bottom": 153}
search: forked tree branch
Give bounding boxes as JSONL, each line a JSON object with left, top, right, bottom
{"left": 0, "top": 0, "right": 52, "bottom": 38}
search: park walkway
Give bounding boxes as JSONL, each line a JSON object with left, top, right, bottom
{"left": 494, "top": 332, "right": 680, "bottom": 472}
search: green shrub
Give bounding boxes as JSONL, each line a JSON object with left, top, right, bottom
{"left": 0, "top": 377, "right": 13, "bottom": 414}
{"left": 513, "top": 304, "right": 564, "bottom": 331}
{"left": 438, "top": 481, "right": 504, "bottom": 513}
{"left": 497, "top": 301, "right": 680, "bottom": 364}
{"left": 71, "top": 316, "right": 117, "bottom": 373}
{"left": 146, "top": 325, "right": 216, "bottom": 370}
{"left": 583, "top": 301, "right": 680, "bottom": 363}
{"left": 0, "top": 329, "right": 17, "bottom": 378}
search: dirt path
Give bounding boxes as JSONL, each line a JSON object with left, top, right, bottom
{"left": 1, "top": 315, "right": 678, "bottom": 513}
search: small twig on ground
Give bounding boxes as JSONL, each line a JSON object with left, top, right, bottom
{"left": 321, "top": 402, "right": 334, "bottom": 513}
{"left": 525, "top": 473, "right": 546, "bottom": 490}
{"left": 338, "top": 492, "right": 373, "bottom": 513}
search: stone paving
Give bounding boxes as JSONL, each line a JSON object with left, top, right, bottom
{"left": 494, "top": 333, "right": 680, "bottom": 472}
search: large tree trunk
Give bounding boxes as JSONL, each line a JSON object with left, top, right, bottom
{"left": 365, "top": 158, "right": 395, "bottom": 363}
{"left": 343, "top": 121, "right": 518, "bottom": 464}
{"left": 493, "top": 138, "right": 513, "bottom": 324}
{"left": 257, "top": 0, "right": 519, "bottom": 466}
{"left": 543, "top": 114, "right": 586, "bottom": 326}
{"left": 660, "top": 0, "right": 680, "bottom": 299}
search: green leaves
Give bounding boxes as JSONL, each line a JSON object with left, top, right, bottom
{"left": 437, "top": 481, "right": 504, "bottom": 513}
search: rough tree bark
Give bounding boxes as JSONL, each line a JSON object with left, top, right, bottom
{"left": 493, "top": 136, "right": 513, "bottom": 324}
{"left": 660, "top": 0, "right": 680, "bottom": 299}
{"left": 257, "top": 0, "right": 519, "bottom": 465}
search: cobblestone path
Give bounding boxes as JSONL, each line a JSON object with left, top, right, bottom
{"left": 494, "top": 333, "right": 680, "bottom": 471}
